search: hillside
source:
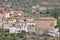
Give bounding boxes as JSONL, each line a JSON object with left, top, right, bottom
{"left": 0, "top": 0, "right": 60, "bottom": 12}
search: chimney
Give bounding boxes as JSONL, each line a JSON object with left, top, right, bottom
{"left": 36, "top": 5, "right": 40, "bottom": 20}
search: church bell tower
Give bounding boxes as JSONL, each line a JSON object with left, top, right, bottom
{"left": 36, "top": 5, "right": 40, "bottom": 20}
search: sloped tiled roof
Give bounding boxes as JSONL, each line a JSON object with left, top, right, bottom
{"left": 38, "top": 17, "right": 56, "bottom": 21}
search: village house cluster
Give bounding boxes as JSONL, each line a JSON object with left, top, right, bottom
{"left": 0, "top": 5, "right": 57, "bottom": 34}
{"left": 0, "top": 8, "right": 36, "bottom": 32}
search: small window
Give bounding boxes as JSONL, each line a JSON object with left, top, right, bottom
{"left": 9, "top": 14, "right": 12, "bottom": 16}
{"left": 31, "top": 25, "right": 34, "bottom": 27}
{"left": 24, "top": 19, "right": 26, "bottom": 21}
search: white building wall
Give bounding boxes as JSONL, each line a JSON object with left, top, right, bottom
{"left": 3, "top": 23, "right": 12, "bottom": 29}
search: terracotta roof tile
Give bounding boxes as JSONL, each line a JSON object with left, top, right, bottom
{"left": 38, "top": 17, "right": 56, "bottom": 21}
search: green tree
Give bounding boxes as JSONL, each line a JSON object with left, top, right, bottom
{"left": 51, "top": 8, "right": 60, "bottom": 19}
{"left": 57, "top": 18, "right": 60, "bottom": 28}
